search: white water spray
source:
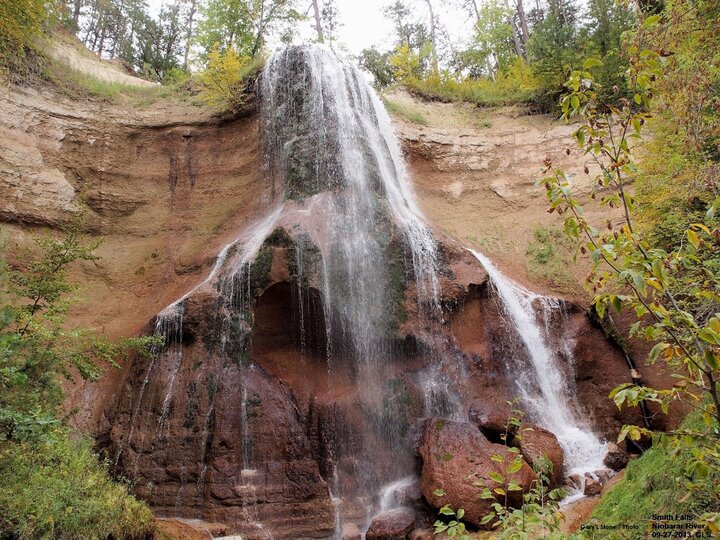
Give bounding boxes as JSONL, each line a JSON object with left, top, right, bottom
{"left": 469, "top": 250, "right": 607, "bottom": 476}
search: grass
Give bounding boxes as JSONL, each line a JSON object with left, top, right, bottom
{"left": 525, "top": 226, "right": 579, "bottom": 295}
{"left": 584, "top": 413, "right": 720, "bottom": 539}
{"left": 41, "top": 55, "right": 192, "bottom": 105}
{"left": 0, "top": 434, "right": 154, "bottom": 539}
{"left": 401, "top": 58, "right": 540, "bottom": 109}
{"left": 382, "top": 96, "right": 429, "bottom": 125}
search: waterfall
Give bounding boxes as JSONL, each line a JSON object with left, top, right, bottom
{"left": 116, "top": 43, "right": 613, "bottom": 537}
{"left": 469, "top": 249, "right": 607, "bottom": 476}
{"left": 260, "top": 45, "right": 451, "bottom": 533}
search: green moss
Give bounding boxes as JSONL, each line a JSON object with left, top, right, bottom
{"left": 265, "top": 227, "right": 293, "bottom": 248}
{"left": 248, "top": 245, "right": 274, "bottom": 297}
{"left": 525, "top": 226, "right": 579, "bottom": 295}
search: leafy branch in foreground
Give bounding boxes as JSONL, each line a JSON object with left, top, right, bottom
{"left": 540, "top": 7, "right": 720, "bottom": 533}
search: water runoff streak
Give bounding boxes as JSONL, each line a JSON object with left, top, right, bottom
{"left": 469, "top": 250, "right": 607, "bottom": 477}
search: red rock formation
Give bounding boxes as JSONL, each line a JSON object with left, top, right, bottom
{"left": 418, "top": 419, "right": 537, "bottom": 528}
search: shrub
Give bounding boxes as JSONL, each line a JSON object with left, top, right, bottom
{"left": 0, "top": 0, "right": 54, "bottom": 69}
{"left": 195, "top": 43, "right": 263, "bottom": 108}
{"left": 0, "top": 435, "right": 154, "bottom": 540}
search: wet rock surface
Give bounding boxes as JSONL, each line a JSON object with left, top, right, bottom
{"left": 515, "top": 424, "right": 565, "bottom": 487}
{"left": 583, "top": 477, "right": 602, "bottom": 497}
{"left": 603, "top": 442, "right": 630, "bottom": 471}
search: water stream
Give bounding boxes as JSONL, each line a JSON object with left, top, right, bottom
{"left": 469, "top": 249, "right": 607, "bottom": 476}
{"left": 120, "top": 44, "right": 609, "bottom": 537}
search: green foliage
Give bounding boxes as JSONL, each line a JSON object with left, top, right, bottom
{"left": 195, "top": 43, "right": 261, "bottom": 107}
{"left": 433, "top": 503, "right": 470, "bottom": 539}
{"left": 476, "top": 455, "right": 566, "bottom": 539}
{"left": 0, "top": 0, "right": 55, "bottom": 69}
{"left": 0, "top": 222, "right": 155, "bottom": 442}
{"left": 403, "top": 57, "right": 540, "bottom": 107}
{"left": 359, "top": 46, "right": 396, "bottom": 89}
{"left": 433, "top": 403, "right": 566, "bottom": 538}
{"left": 0, "top": 219, "right": 157, "bottom": 538}
{"left": 195, "top": 0, "right": 301, "bottom": 60}
{"left": 0, "top": 436, "right": 154, "bottom": 539}
{"left": 540, "top": 2, "right": 720, "bottom": 533}
{"left": 471, "top": 0, "right": 517, "bottom": 75}
{"left": 528, "top": 0, "right": 581, "bottom": 107}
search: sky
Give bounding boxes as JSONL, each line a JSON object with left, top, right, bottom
{"left": 147, "top": 0, "right": 475, "bottom": 58}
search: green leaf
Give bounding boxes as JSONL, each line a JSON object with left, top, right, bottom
{"left": 439, "top": 505, "right": 455, "bottom": 516}
{"left": 583, "top": 58, "right": 603, "bottom": 69}
{"left": 480, "top": 513, "right": 496, "bottom": 525}
{"left": 456, "top": 508, "right": 465, "bottom": 519}
{"left": 433, "top": 488, "right": 446, "bottom": 497}
{"left": 489, "top": 472, "right": 504, "bottom": 484}
{"left": 507, "top": 460, "right": 522, "bottom": 474}
{"left": 641, "top": 14, "right": 661, "bottom": 28}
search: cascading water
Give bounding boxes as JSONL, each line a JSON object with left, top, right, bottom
{"left": 469, "top": 250, "right": 607, "bottom": 476}
{"left": 111, "top": 43, "right": 616, "bottom": 539}
{"left": 260, "top": 45, "right": 451, "bottom": 534}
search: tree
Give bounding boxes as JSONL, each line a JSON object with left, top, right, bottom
{"left": 320, "top": 0, "right": 340, "bottom": 43}
{"left": 472, "top": 0, "right": 518, "bottom": 77}
{"left": 423, "top": 0, "right": 440, "bottom": 78}
{"left": 359, "top": 46, "right": 396, "bottom": 88}
{"left": 0, "top": 223, "right": 155, "bottom": 442}
{"left": 195, "top": 42, "right": 255, "bottom": 106}
{"left": 195, "top": 0, "right": 301, "bottom": 60}
{"left": 311, "top": 0, "right": 324, "bottom": 42}
{"left": 528, "top": 0, "right": 580, "bottom": 99}
{"left": 584, "top": 0, "right": 634, "bottom": 98}
{"left": 182, "top": 0, "right": 199, "bottom": 69}
{"left": 384, "top": 0, "right": 428, "bottom": 50}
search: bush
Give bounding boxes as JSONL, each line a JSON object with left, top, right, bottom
{"left": 195, "top": 43, "right": 263, "bottom": 108}
{"left": 588, "top": 414, "right": 720, "bottom": 539}
{"left": 402, "top": 58, "right": 540, "bottom": 108}
{"left": 0, "top": 435, "right": 154, "bottom": 540}
{"left": 0, "top": 0, "right": 54, "bottom": 69}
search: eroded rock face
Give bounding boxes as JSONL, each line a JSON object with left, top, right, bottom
{"left": 418, "top": 419, "right": 536, "bottom": 528}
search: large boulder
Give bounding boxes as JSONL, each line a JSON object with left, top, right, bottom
{"left": 583, "top": 476, "right": 602, "bottom": 497}
{"left": 418, "top": 419, "right": 536, "bottom": 528}
{"left": 603, "top": 442, "right": 630, "bottom": 471}
{"left": 514, "top": 424, "right": 565, "bottom": 487}
{"left": 366, "top": 508, "right": 415, "bottom": 540}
